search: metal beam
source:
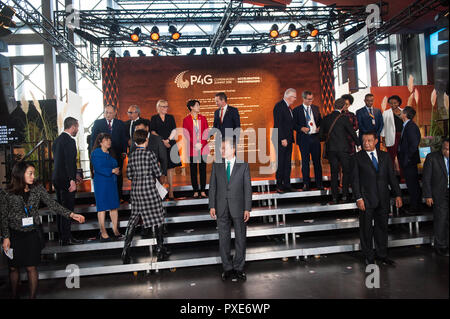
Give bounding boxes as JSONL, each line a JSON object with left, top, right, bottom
{"left": 210, "top": 0, "right": 243, "bottom": 52}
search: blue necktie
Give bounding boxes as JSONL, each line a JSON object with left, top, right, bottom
{"left": 371, "top": 152, "right": 378, "bottom": 172}
{"left": 305, "top": 106, "right": 311, "bottom": 122}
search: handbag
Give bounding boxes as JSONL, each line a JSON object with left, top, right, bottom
{"left": 322, "top": 113, "right": 344, "bottom": 160}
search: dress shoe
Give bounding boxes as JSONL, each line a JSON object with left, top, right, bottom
{"left": 234, "top": 271, "right": 247, "bottom": 281}
{"left": 276, "top": 187, "right": 285, "bottom": 194}
{"left": 284, "top": 187, "right": 297, "bottom": 192}
{"left": 435, "top": 247, "right": 449, "bottom": 257}
{"left": 221, "top": 270, "right": 234, "bottom": 281}
{"left": 376, "top": 257, "right": 396, "bottom": 266}
{"left": 60, "top": 238, "right": 84, "bottom": 246}
{"left": 316, "top": 185, "right": 325, "bottom": 191}
{"left": 112, "top": 233, "right": 124, "bottom": 240}
{"left": 328, "top": 198, "right": 339, "bottom": 205}
{"left": 302, "top": 185, "right": 311, "bottom": 191}
{"left": 364, "top": 258, "right": 375, "bottom": 266}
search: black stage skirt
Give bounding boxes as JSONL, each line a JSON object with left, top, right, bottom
{"left": 7, "top": 229, "right": 41, "bottom": 268}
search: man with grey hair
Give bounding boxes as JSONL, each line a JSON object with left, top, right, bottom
{"left": 272, "top": 88, "right": 296, "bottom": 193}
{"left": 320, "top": 98, "right": 360, "bottom": 204}
{"left": 126, "top": 104, "right": 146, "bottom": 152}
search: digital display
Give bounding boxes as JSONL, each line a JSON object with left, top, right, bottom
{"left": 0, "top": 125, "right": 19, "bottom": 144}
{"left": 430, "top": 28, "right": 447, "bottom": 56}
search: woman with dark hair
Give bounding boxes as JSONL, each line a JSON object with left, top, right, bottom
{"left": 91, "top": 133, "right": 122, "bottom": 242}
{"left": 182, "top": 99, "right": 210, "bottom": 198}
{"left": 381, "top": 95, "right": 403, "bottom": 169}
{"left": 1, "top": 162, "right": 85, "bottom": 299}
{"left": 122, "top": 129, "right": 170, "bottom": 263}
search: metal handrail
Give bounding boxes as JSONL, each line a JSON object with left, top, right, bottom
{"left": 22, "top": 139, "right": 45, "bottom": 161}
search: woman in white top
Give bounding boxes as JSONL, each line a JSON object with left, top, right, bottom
{"left": 380, "top": 95, "right": 404, "bottom": 167}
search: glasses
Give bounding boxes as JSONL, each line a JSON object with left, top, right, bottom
{"left": 127, "top": 111, "right": 138, "bottom": 114}
{"left": 160, "top": 105, "right": 169, "bottom": 108}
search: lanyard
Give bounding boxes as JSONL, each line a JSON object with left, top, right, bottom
{"left": 305, "top": 106, "right": 312, "bottom": 122}
{"left": 367, "top": 107, "right": 375, "bottom": 119}
{"left": 192, "top": 115, "right": 200, "bottom": 139}
{"left": 24, "top": 205, "right": 32, "bottom": 217}
{"left": 136, "top": 146, "right": 145, "bottom": 149}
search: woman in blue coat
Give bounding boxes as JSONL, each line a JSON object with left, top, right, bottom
{"left": 91, "top": 133, "right": 122, "bottom": 241}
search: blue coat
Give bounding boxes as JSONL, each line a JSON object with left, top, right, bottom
{"left": 356, "top": 106, "right": 384, "bottom": 143}
{"left": 91, "top": 148, "right": 120, "bottom": 212}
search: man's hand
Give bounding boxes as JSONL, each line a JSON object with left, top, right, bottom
{"left": 112, "top": 167, "right": 120, "bottom": 175}
{"left": 76, "top": 173, "right": 83, "bottom": 184}
{"left": 210, "top": 208, "right": 216, "bottom": 220}
{"left": 244, "top": 210, "right": 250, "bottom": 223}
{"left": 159, "top": 175, "right": 167, "bottom": 185}
{"left": 301, "top": 127, "right": 310, "bottom": 134}
{"left": 395, "top": 196, "right": 403, "bottom": 208}
{"left": 163, "top": 139, "right": 171, "bottom": 149}
{"left": 425, "top": 198, "right": 433, "bottom": 207}
{"left": 281, "top": 139, "right": 288, "bottom": 147}
{"left": 2, "top": 238, "right": 10, "bottom": 252}
{"left": 356, "top": 198, "right": 366, "bottom": 211}
{"left": 68, "top": 180, "right": 77, "bottom": 193}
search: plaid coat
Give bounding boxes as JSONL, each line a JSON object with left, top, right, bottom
{"left": 126, "top": 148, "right": 165, "bottom": 228}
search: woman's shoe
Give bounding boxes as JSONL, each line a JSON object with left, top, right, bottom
{"left": 193, "top": 192, "right": 199, "bottom": 199}
{"left": 112, "top": 233, "right": 124, "bottom": 240}
{"left": 99, "top": 232, "right": 111, "bottom": 242}
{"left": 200, "top": 192, "right": 207, "bottom": 198}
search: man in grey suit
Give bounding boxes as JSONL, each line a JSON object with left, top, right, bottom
{"left": 209, "top": 137, "right": 252, "bottom": 281}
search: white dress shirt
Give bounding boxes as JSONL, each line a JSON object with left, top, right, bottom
{"left": 366, "top": 150, "right": 378, "bottom": 162}
{"left": 220, "top": 104, "right": 228, "bottom": 122}
{"left": 129, "top": 117, "right": 140, "bottom": 138}
{"left": 303, "top": 104, "right": 317, "bottom": 134}
{"left": 283, "top": 99, "right": 293, "bottom": 117}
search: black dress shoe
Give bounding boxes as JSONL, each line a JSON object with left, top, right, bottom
{"left": 60, "top": 238, "right": 84, "bottom": 246}
{"left": 276, "top": 188, "right": 285, "bottom": 194}
{"left": 316, "top": 185, "right": 325, "bottom": 191}
{"left": 235, "top": 271, "right": 247, "bottom": 281}
{"left": 284, "top": 187, "right": 297, "bottom": 192}
{"left": 328, "top": 198, "right": 339, "bottom": 205}
{"left": 302, "top": 185, "right": 310, "bottom": 191}
{"left": 221, "top": 270, "right": 234, "bottom": 281}
{"left": 376, "top": 257, "right": 396, "bottom": 266}
{"left": 365, "top": 258, "right": 375, "bottom": 266}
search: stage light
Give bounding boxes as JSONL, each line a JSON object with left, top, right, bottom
{"left": 269, "top": 24, "right": 279, "bottom": 38}
{"left": 270, "top": 46, "right": 276, "bottom": 53}
{"left": 151, "top": 49, "right": 159, "bottom": 56}
{"left": 223, "top": 48, "right": 229, "bottom": 54}
{"left": 307, "top": 24, "right": 319, "bottom": 37}
{"left": 288, "top": 23, "right": 299, "bottom": 38}
{"left": 305, "top": 44, "right": 312, "bottom": 52}
{"left": 137, "top": 49, "right": 146, "bottom": 57}
{"left": 294, "top": 45, "right": 302, "bottom": 53}
{"left": 150, "top": 26, "right": 160, "bottom": 41}
{"left": 169, "top": 25, "right": 181, "bottom": 40}
{"left": 281, "top": 45, "right": 286, "bottom": 53}
{"left": 0, "top": 5, "right": 16, "bottom": 29}
{"left": 109, "top": 50, "right": 116, "bottom": 58}
{"left": 187, "top": 48, "right": 196, "bottom": 56}
{"left": 74, "top": 28, "right": 102, "bottom": 46}
{"left": 201, "top": 48, "right": 207, "bottom": 55}
{"left": 233, "top": 47, "right": 241, "bottom": 54}
{"left": 123, "top": 50, "right": 131, "bottom": 57}
{"left": 130, "top": 27, "right": 141, "bottom": 42}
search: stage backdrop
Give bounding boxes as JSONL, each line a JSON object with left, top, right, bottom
{"left": 102, "top": 52, "right": 334, "bottom": 177}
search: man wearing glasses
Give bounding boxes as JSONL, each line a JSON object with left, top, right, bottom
{"left": 126, "top": 105, "right": 147, "bottom": 153}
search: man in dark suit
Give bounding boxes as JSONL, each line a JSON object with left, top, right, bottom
{"left": 90, "top": 104, "right": 128, "bottom": 200}
{"left": 125, "top": 104, "right": 144, "bottom": 152}
{"left": 272, "top": 88, "right": 296, "bottom": 193}
{"left": 213, "top": 92, "right": 241, "bottom": 143}
{"left": 353, "top": 132, "right": 403, "bottom": 266}
{"left": 423, "top": 138, "right": 449, "bottom": 256}
{"left": 293, "top": 91, "right": 323, "bottom": 191}
{"left": 398, "top": 106, "right": 422, "bottom": 212}
{"left": 319, "top": 98, "right": 360, "bottom": 204}
{"left": 356, "top": 94, "right": 384, "bottom": 149}
{"left": 52, "top": 117, "right": 84, "bottom": 245}
{"left": 209, "top": 137, "right": 252, "bottom": 282}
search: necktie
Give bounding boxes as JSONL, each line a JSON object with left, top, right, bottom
{"left": 226, "top": 161, "right": 231, "bottom": 182}
{"left": 369, "top": 107, "right": 373, "bottom": 115}
{"left": 220, "top": 108, "right": 224, "bottom": 124}
{"left": 446, "top": 157, "right": 449, "bottom": 188}
{"left": 108, "top": 120, "right": 112, "bottom": 133}
{"left": 305, "top": 106, "right": 311, "bottom": 122}
{"left": 371, "top": 152, "right": 379, "bottom": 172}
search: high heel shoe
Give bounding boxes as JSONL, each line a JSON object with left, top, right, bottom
{"left": 193, "top": 192, "right": 199, "bottom": 199}
{"left": 99, "top": 232, "right": 111, "bottom": 242}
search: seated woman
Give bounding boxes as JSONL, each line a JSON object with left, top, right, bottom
{"left": 90, "top": 133, "right": 123, "bottom": 242}
{"left": 1, "top": 161, "right": 85, "bottom": 299}
{"left": 122, "top": 129, "right": 170, "bottom": 264}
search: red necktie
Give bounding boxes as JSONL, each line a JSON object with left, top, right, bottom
{"left": 220, "top": 107, "right": 224, "bottom": 123}
{"left": 108, "top": 120, "right": 112, "bottom": 133}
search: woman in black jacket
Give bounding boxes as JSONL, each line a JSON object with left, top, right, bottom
{"left": 1, "top": 162, "right": 85, "bottom": 299}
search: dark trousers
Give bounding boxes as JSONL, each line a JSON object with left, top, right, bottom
{"left": 189, "top": 156, "right": 207, "bottom": 192}
{"left": 328, "top": 151, "right": 351, "bottom": 200}
{"left": 55, "top": 187, "right": 75, "bottom": 241}
{"left": 434, "top": 191, "right": 449, "bottom": 249}
{"left": 217, "top": 206, "right": 247, "bottom": 272}
{"left": 359, "top": 205, "right": 389, "bottom": 260}
{"left": 299, "top": 134, "right": 322, "bottom": 187}
{"left": 401, "top": 161, "right": 421, "bottom": 209}
{"left": 276, "top": 141, "right": 292, "bottom": 189}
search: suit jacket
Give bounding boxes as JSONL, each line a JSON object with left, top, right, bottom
{"left": 272, "top": 100, "right": 294, "bottom": 144}
{"left": 292, "top": 104, "right": 322, "bottom": 145}
{"left": 182, "top": 114, "right": 210, "bottom": 156}
{"left": 213, "top": 105, "right": 241, "bottom": 138}
{"left": 353, "top": 149, "right": 401, "bottom": 209}
{"left": 422, "top": 151, "right": 448, "bottom": 202}
{"left": 356, "top": 106, "right": 384, "bottom": 137}
{"left": 52, "top": 132, "right": 77, "bottom": 190}
{"left": 90, "top": 118, "right": 128, "bottom": 156}
{"left": 125, "top": 118, "right": 150, "bottom": 144}
{"left": 130, "top": 134, "right": 168, "bottom": 176}
{"left": 398, "top": 120, "right": 421, "bottom": 168}
{"left": 319, "top": 111, "right": 360, "bottom": 153}
{"left": 208, "top": 160, "right": 252, "bottom": 218}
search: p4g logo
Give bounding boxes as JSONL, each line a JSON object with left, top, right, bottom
{"left": 190, "top": 74, "right": 213, "bottom": 86}
{"left": 174, "top": 71, "right": 213, "bottom": 89}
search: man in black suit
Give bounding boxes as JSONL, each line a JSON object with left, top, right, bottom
{"left": 423, "top": 138, "right": 449, "bottom": 256}
{"left": 319, "top": 98, "right": 360, "bottom": 204}
{"left": 52, "top": 117, "right": 84, "bottom": 245}
{"left": 213, "top": 92, "right": 240, "bottom": 144}
{"left": 353, "top": 132, "right": 403, "bottom": 266}
{"left": 272, "top": 88, "right": 297, "bottom": 193}
{"left": 293, "top": 91, "right": 323, "bottom": 191}
{"left": 125, "top": 104, "right": 144, "bottom": 152}
{"left": 398, "top": 106, "right": 422, "bottom": 212}
{"left": 90, "top": 104, "right": 128, "bottom": 200}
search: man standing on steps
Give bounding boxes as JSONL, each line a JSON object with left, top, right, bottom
{"left": 209, "top": 137, "right": 252, "bottom": 282}
{"left": 353, "top": 132, "right": 402, "bottom": 266}
{"left": 52, "top": 117, "right": 84, "bottom": 246}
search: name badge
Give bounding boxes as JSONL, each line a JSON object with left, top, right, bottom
{"left": 372, "top": 119, "right": 376, "bottom": 126}
{"left": 22, "top": 217, "right": 34, "bottom": 227}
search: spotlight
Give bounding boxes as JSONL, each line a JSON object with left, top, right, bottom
{"left": 269, "top": 24, "right": 279, "bottom": 38}
{"left": 150, "top": 26, "right": 160, "bottom": 41}
{"left": 109, "top": 50, "right": 116, "bottom": 58}
{"left": 123, "top": 50, "right": 131, "bottom": 57}
{"left": 151, "top": 49, "right": 159, "bottom": 56}
{"left": 137, "top": 49, "right": 146, "bottom": 57}
{"left": 281, "top": 45, "right": 286, "bottom": 53}
{"left": 201, "top": 48, "right": 207, "bottom": 55}
{"left": 0, "top": 5, "right": 16, "bottom": 29}
{"left": 169, "top": 25, "right": 181, "bottom": 41}
{"left": 74, "top": 28, "right": 102, "bottom": 46}
{"left": 130, "top": 27, "right": 141, "bottom": 42}
{"left": 294, "top": 45, "right": 302, "bottom": 53}
{"left": 233, "top": 47, "right": 241, "bottom": 54}
{"left": 307, "top": 24, "right": 319, "bottom": 37}
{"left": 270, "top": 46, "right": 276, "bottom": 53}
{"left": 223, "top": 48, "right": 229, "bottom": 54}
{"left": 305, "top": 44, "right": 312, "bottom": 52}
{"left": 288, "top": 24, "right": 299, "bottom": 38}
{"left": 187, "top": 48, "right": 196, "bottom": 56}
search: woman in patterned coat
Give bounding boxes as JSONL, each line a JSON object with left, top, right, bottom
{"left": 122, "top": 129, "right": 170, "bottom": 264}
